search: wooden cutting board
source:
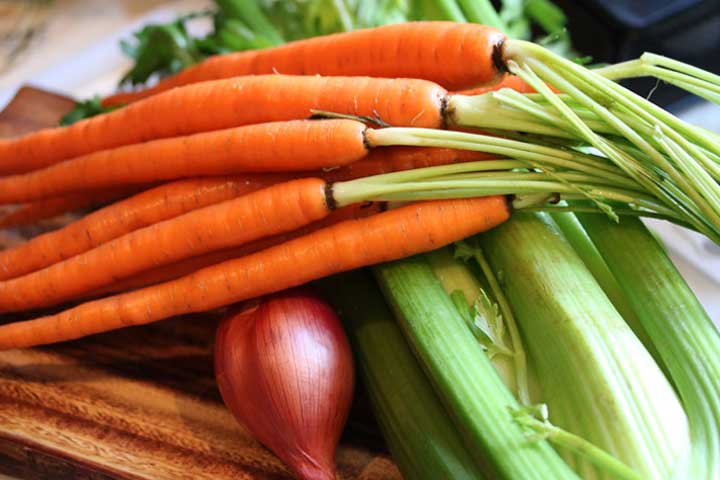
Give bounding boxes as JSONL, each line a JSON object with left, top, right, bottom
{"left": 0, "top": 87, "right": 401, "bottom": 480}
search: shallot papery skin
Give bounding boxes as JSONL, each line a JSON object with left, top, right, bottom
{"left": 215, "top": 290, "right": 355, "bottom": 480}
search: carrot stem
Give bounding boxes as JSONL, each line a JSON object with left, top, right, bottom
{"left": 496, "top": 41, "right": 720, "bottom": 242}
{"left": 593, "top": 57, "right": 720, "bottom": 102}
{"left": 507, "top": 39, "right": 720, "bottom": 168}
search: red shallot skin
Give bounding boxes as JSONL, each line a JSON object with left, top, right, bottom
{"left": 215, "top": 290, "right": 355, "bottom": 480}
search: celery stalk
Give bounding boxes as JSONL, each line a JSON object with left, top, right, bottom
{"left": 479, "top": 213, "right": 689, "bottom": 479}
{"left": 426, "top": 248, "right": 520, "bottom": 397}
{"left": 577, "top": 215, "right": 720, "bottom": 479}
{"left": 426, "top": 246, "right": 643, "bottom": 478}
{"left": 512, "top": 411, "right": 642, "bottom": 480}
{"left": 317, "top": 270, "right": 486, "bottom": 479}
{"left": 426, "top": 247, "right": 543, "bottom": 405}
{"left": 550, "top": 211, "right": 662, "bottom": 366}
{"left": 373, "top": 256, "right": 579, "bottom": 479}
{"left": 456, "top": 0, "right": 505, "bottom": 30}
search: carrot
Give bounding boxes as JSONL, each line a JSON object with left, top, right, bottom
{"left": 0, "top": 187, "right": 138, "bottom": 229}
{"left": 0, "top": 147, "right": 493, "bottom": 280}
{"left": 0, "top": 178, "right": 332, "bottom": 312}
{"left": 86, "top": 202, "right": 386, "bottom": 297}
{"left": 0, "top": 119, "right": 367, "bottom": 204}
{"left": 453, "top": 75, "right": 561, "bottom": 97}
{"left": 102, "top": 22, "right": 505, "bottom": 106}
{"left": 0, "top": 176, "right": 287, "bottom": 281}
{"left": 454, "top": 75, "right": 540, "bottom": 96}
{"left": 0, "top": 75, "right": 446, "bottom": 175}
{"left": 0, "top": 196, "right": 510, "bottom": 348}
{"left": 322, "top": 146, "right": 495, "bottom": 182}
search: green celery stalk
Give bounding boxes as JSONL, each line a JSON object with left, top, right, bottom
{"left": 410, "top": 0, "right": 467, "bottom": 22}
{"left": 550, "top": 211, "right": 662, "bottom": 366}
{"left": 317, "top": 270, "right": 486, "bottom": 479}
{"left": 215, "top": 0, "right": 284, "bottom": 45}
{"left": 512, "top": 410, "right": 642, "bottom": 480}
{"left": 456, "top": 0, "right": 506, "bottom": 30}
{"left": 523, "top": 0, "right": 567, "bottom": 35}
{"left": 373, "top": 255, "right": 579, "bottom": 479}
{"left": 426, "top": 246, "right": 644, "bottom": 478}
{"left": 479, "top": 213, "right": 689, "bottom": 479}
{"left": 426, "top": 247, "right": 537, "bottom": 404}
{"left": 577, "top": 214, "right": 720, "bottom": 479}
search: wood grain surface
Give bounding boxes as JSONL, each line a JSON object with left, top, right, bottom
{"left": 0, "top": 88, "right": 401, "bottom": 480}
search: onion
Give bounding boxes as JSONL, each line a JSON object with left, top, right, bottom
{"left": 214, "top": 289, "right": 355, "bottom": 480}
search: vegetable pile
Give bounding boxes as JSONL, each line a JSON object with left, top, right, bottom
{"left": 1, "top": 1, "right": 720, "bottom": 479}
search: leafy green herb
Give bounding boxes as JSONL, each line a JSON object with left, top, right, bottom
{"left": 470, "top": 288, "right": 512, "bottom": 358}
{"left": 59, "top": 96, "right": 119, "bottom": 126}
{"left": 119, "top": 12, "right": 210, "bottom": 86}
{"left": 449, "top": 288, "right": 512, "bottom": 358}
{"left": 454, "top": 239, "right": 530, "bottom": 404}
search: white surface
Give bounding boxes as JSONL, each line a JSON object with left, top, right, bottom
{"left": 647, "top": 100, "right": 720, "bottom": 320}
{"left": 0, "top": 0, "right": 212, "bottom": 107}
{"left": 0, "top": 3, "right": 717, "bottom": 322}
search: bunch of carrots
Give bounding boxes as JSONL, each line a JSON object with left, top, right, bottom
{"left": 0, "top": 19, "right": 716, "bottom": 348}
{"left": 1, "top": 18, "right": 720, "bottom": 479}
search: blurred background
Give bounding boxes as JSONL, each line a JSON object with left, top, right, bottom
{"left": 1, "top": 0, "right": 719, "bottom": 321}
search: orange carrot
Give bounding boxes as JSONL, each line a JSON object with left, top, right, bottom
{"left": 322, "top": 146, "right": 495, "bottom": 182}
{"left": 0, "top": 176, "right": 288, "bottom": 281}
{"left": 0, "top": 75, "right": 446, "bottom": 175}
{"left": 454, "top": 75, "right": 558, "bottom": 96}
{"left": 0, "top": 178, "right": 333, "bottom": 312}
{"left": 86, "top": 202, "right": 385, "bottom": 297}
{"left": 0, "top": 147, "right": 494, "bottom": 280}
{"left": 0, "top": 196, "right": 510, "bottom": 348}
{"left": 103, "top": 22, "right": 505, "bottom": 106}
{"left": 0, "top": 119, "right": 367, "bottom": 204}
{"left": 0, "top": 187, "right": 138, "bottom": 229}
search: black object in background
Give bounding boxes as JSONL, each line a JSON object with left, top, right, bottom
{"left": 553, "top": 0, "right": 720, "bottom": 106}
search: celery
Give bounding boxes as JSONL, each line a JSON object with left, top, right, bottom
{"left": 578, "top": 215, "right": 720, "bottom": 479}
{"left": 550, "top": 211, "right": 662, "bottom": 366}
{"left": 456, "top": 0, "right": 505, "bottom": 30}
{"left": 317, "top": 270, "right": 486, "bottom": 479}
{"left": 479, "top": 213, "right": 689, "bottom": 479}
{"left": 425, "top": 247, "right": 641, "bottom": 478}
{"left": 512, "top": 407, "right": 642, "bottom": 480}
{"left": 373, "top": 256, "right": 578, "bottom": 479}
{"left": 425, "top": 248, "right": 521, "bottom": 398}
